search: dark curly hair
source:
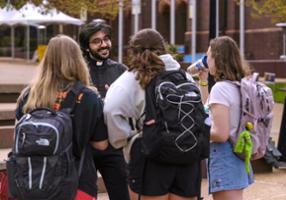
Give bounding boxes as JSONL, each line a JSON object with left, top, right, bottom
{"left": 79, "top": 20, "right": 112, "bottom": 59}
{"left": 128, "top": 29, "right": 166, "bottom": 88}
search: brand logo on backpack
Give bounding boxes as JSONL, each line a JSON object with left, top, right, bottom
{"left": 35, "top": 138, "right": 50, "bottom": 146}
{"left": 230, "top": 73, "right": 274, "bottom": 163}
{"left": 142, "top": 70, "right": 210, "bottom": 165}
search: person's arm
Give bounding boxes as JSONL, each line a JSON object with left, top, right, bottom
{"left": 89, "top": 96, "right": 109, "bottom": 151}
{"left": 104, "top": 84, "right": 136, "bottom": 149}
{"left": 15, "top": 88, "right": 30, "bottom": 139}
{"left": 74, "top": 89, "right": 109, "bottom": 153}
{"left": 197, "top": 68, "right": 209, "bottom": 104}
{"left": 209, "top": 103, "right": 230, "bottom": 142}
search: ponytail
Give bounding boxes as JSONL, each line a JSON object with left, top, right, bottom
{"left": 129, "top": 48, "right": 165, "bottom": 88}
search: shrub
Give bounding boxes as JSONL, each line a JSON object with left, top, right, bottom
{"left": 267, "top": 82, "right": 286, "bottom": 104}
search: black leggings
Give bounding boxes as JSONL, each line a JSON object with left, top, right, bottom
{"left": 93, "top": 146, "right": 130, "bottom": 200}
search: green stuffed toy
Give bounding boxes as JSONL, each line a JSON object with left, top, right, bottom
{"left": 234, "top": 122, "right": 253, "bottom": 175}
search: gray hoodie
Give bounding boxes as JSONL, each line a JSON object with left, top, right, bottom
{"left": 104, "top": 54, "right": 193, "bottom": 149}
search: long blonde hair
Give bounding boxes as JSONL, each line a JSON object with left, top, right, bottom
{"left": 21, "top": 35, "right": 91, "bottom": 113}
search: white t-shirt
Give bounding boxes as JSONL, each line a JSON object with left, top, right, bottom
{"left": 207, "top": 81, "right": 241, "bottom": 137}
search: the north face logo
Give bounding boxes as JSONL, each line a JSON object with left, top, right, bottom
{"left": 35, "top": 138, "right": 50, "bottom": 146}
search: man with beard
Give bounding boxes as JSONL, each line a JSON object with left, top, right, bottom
{"left": 79, "top": 20, "right": 129, "bottom": 200}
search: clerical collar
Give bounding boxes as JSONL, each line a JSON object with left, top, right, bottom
{"left": 96, "top": 61, "right": 103, "bottom": 66}
{"left": 89, "top": 53, "right": 104, "bottom": 66}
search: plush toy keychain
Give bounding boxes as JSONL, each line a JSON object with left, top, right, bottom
{"left": 234, "top": 122, "right": 254, "bottom": 174}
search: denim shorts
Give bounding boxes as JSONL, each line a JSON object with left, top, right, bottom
{"left": 207, "top": 141, "right": 254, "bottom": 193}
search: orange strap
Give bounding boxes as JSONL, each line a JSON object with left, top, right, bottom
{"left": 53, "top": 90, "right": 84, "bottom": 111}
{"left": 53, "top": 91, "right": 69, "bottom": 111}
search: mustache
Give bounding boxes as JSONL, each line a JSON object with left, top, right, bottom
{"left": 98, "top": 47, "right": 110, "bottom": 51}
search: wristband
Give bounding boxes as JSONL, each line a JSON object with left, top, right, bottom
{"left": 199, "top": 80, "right": 208, "bottom": 87}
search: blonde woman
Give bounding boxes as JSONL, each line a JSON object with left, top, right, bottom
{"left": 198, "top": 36, "right": 254, "bottom": 200}
{"left": 15, "top": 35, "right": 108, "bottom": 200}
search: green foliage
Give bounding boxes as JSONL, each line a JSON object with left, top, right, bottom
{"left": 166, "top": 44, "right": 184, "bottom": 62}
{"left": 267, "top": 82, "right": 286, "bottom": 103}
{"left": 0, "top": 36, "right": 12, "bottom": 46}
{"left": 235, "top": 0, "right": 286, "bottom": 23}
{"left": 0, "top": 0, "right": 129, "bottom": 20}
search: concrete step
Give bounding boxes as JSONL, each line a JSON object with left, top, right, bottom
{"left": 0, "top": 126, "right": 14, "bottom": 149}
{"left": 0, "top": 103, "right": 16, "bottom": 126}
{"left": 0, "top": 84, "right": 25, "bottom": 103}
{"left": 0, "top": 148, "right": 10, "bottom": 170}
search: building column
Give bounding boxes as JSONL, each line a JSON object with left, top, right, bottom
{"left": 240, "top": 0, "right": 245, "bottom": 57}
{"left": 118, "top": 0, "right": 124, "bottom": 63}
{"left": 170, "top": 0, "right": 175, "bottom": 44}
{"left": 151, "top": 0, "right": 157, "bottom": 29}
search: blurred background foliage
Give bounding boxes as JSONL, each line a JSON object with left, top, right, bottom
{"left": 267, "top": 82, "right": 286, "bottom": 103}
{"left": 166, "top": 44, "right": 184, "bottom": 62}
{"left": 236, "top": 0, "right": 286, "bottom": 23}
{"left": 0, "top": 0, "right": 129, "bottom": 20}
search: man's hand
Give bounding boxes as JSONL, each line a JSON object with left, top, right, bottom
{"left": 105, "top": 84, "right": 109, "bottom": 91}
{"left": 90, "top": 140, "right": 108, "bottom": 151}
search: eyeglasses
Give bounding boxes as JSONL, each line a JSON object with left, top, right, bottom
{"left": 89, "top": 36, "right": 111, "bottom": 46}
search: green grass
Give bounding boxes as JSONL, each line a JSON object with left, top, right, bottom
{"left": 266, "top": 82, "right": 286, "bottom": 103}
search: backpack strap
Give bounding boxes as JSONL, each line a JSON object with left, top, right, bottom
{"left": 56, "top": 81, "right": 86, "bottom": 177}
{"left": 156, "top": 69, "right": 187, "bottom": 82}
{"left": 223, "top": 80, "right": 243, "bottom": 144}
{"left": 60, "top": 81, "right": 85, "bottom": 113}
{"left": 78, "top": 147, "right": 86, "bottom": 177}
{"left": 145, "top": 75, "right": 158, "bottom": 121}
{"left": 251, "top": 72, "right": 259, "bottom": 82}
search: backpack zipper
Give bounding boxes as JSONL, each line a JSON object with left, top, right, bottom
{"left": 39, "top": 157, "right": 47, "bottom": 189}
{"left": 28, "top": 157, "right": 32, "bottom": 189}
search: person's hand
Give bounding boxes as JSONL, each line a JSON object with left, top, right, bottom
{"left": 89, "top": 85, "right": 100, "bottom": 96}
{"left": 105, "top": 84, "right": 109, "bottom": 91}
{"left": 90, "top": 140, "right": 108, "bottom": 151}
{"left": 198, "top": 68, "right": 209, "bottom": 82}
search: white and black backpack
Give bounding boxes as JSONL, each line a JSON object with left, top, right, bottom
{"left": 6, "top": 82, "right": 85, "bottom": 200}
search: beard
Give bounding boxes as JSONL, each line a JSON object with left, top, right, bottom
{"left": 89, "top": 47, "right": 111, "bottom": 61}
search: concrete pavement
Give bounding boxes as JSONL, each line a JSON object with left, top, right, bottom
{"left": 0, "top": 58, "right": 286, "bottom": 200}
{"left": 0, "top": 58, "right": 37, "bottom": 85}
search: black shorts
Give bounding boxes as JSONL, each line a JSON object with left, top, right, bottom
{"left": 128, "top": 138, "right": 201, "bottom": 197}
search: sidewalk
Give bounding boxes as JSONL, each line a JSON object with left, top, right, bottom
{"left": 0, "top": 58, "right": 286, "bottom": 200}
{"left": 0, "top": 58, "right": 37, "bottom": 85}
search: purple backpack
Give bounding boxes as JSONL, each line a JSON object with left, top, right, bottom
{"left": 230, "top": 73, "right": 274, "bottom": 160}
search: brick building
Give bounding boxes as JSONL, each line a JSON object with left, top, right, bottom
{"left": 0, "top": 0, "right": 284, "bottom": 76}
{"left": 94, "top": 0, "right": 285, "bottom": 76}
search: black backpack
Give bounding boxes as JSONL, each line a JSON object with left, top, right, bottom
{"left": 6, "top": 82, "right": 84, "bottom": 200}
{"left": 141, "top": 70, "right": 210, "bottom": 165}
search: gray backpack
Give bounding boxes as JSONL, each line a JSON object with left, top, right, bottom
{"left": 230, "top": 73, "right": 274, "bottom": 160}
